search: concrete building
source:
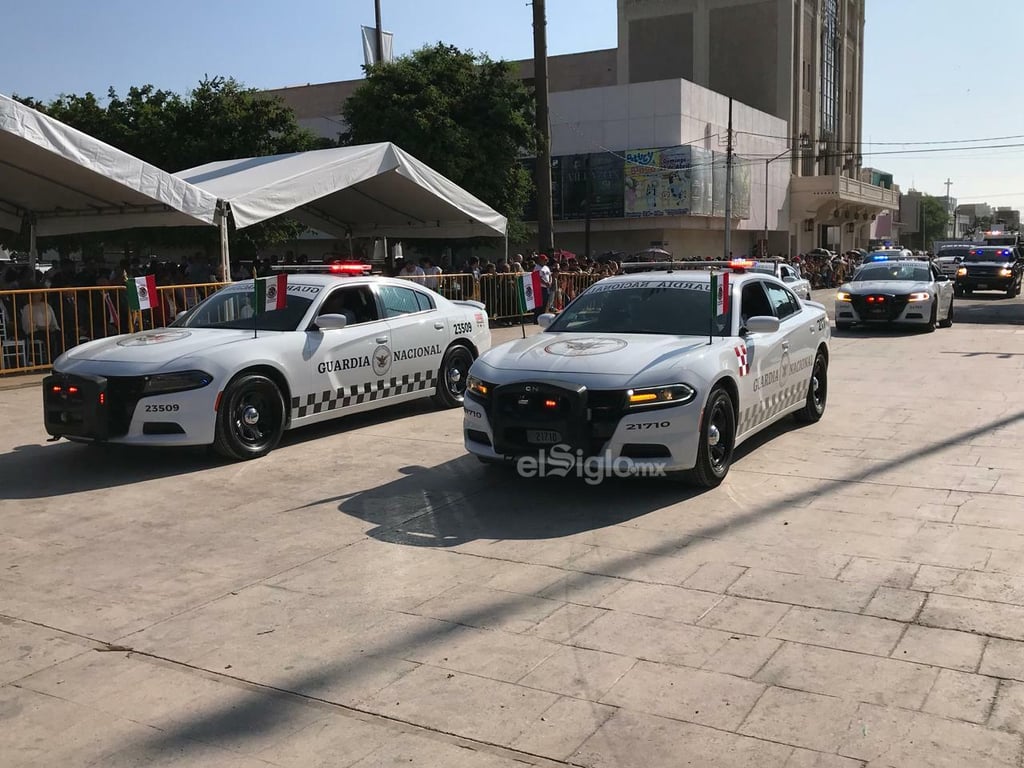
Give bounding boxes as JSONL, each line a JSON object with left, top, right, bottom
{"left": 994, "top": 206, "right": 1021, "bottom": 230}
{"left": 264, "top": 0, "right": 896, "bottom": 257}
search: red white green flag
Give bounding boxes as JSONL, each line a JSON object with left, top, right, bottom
{"left": 710, "top": 271, "right": 729, "bottom": 316}
{"left": 126, "top": 274, "right": 157, "bottom": 311}
{"left": 517, "top": 271, "right": 543, "bottom": 312}
{"left": 254, "top": 273, "right": 288, "bottom": 313}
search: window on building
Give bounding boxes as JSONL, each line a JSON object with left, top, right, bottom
{"left": 820, "top": 0, "right": 840, "bottom": 138}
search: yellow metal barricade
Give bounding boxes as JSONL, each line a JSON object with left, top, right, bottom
{"left": 0, "top": 282, "right": 229, "bottom": 376}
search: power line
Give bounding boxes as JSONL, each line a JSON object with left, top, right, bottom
{"left": 735, "top": 129, "right": 1024, "bottom": 146}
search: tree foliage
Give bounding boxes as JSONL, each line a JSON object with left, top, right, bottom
{"left": 918, "top": 195, "right": 950, "bottom": 250}
{"left": 341, "top": 43, "right": 535, "bottom": 243}
{"left": 6, "top": 77, "right": 323, "bottom": 259}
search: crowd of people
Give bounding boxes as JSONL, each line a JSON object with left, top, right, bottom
{"left": 0, "top": 244, "right": 884, "bottom": 368}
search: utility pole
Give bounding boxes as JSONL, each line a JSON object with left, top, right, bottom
{"left": 374, "top": 0, "right": 384, "bottom": 64}
{"left": 723, "top": 98, "right": 734, "bottom": 260}
{"left": 532, "top": 0, "right": 555, "bottom": 256}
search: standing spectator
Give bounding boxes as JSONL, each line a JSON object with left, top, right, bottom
{"left": 398, "top": 259, "right": 425, "bottom": 281}
{"left": 20, "top": 285, "right": 62, "bottom": 363}
{"left": 533, "top": 254, "right": 552, "bottom": 323}
{"left": 421, "top": 257, "right": 442, "bottom": 291}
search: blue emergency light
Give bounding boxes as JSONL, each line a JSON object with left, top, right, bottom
{"left": 870, "top": 254, "right": 891, "bottom": 261}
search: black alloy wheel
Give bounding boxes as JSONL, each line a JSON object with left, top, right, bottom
{"left": 795, "top": 351, "right": 828, "bottom": 423}
{"left": 213, "top": 373, "right": 286, "bottom": 460}
{"left": 434, "top": 345, "right": 475, "bottom": 408}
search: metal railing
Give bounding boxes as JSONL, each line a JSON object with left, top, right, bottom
{"left": 0, "top": 282, "right": 227, "bottom": 376}
{"left": 0, "top": 273, "right": 608, "bottom": 376}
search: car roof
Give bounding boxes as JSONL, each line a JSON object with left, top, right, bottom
{"left": 238, "top": 274, "right": 427, "bottom": 289}
{"left": 597, "top": 268, "right": 775, "bottom": 285}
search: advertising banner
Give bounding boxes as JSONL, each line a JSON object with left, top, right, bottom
{"left": 561, "top": 153, "right": 625, "bottom": 220}
{"left": 689, "top": 146, "right": 713, "bottom": 217}
{"left": 624, "top": 147, "right": 695, "bottom": 217}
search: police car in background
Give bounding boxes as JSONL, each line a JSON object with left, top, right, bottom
{"left": 747, "top": 260, "right": 812, "bottom": 300}
{"left": 463, "top": 261, "right": 830, "bottom": 487}
{"left": 834, "top": 254, "right": 954, "bottom": 331}
{"left": 955, "top": 246, "right": 1024, "bottom": 297}
{"left": 43, "top": 274, "right": 490, "bottom": 459}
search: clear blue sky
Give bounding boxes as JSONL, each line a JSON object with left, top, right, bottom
{"left": 4, "top": 0, "right": 1023, "bottom": 213}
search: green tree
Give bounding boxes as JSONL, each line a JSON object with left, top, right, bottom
{"left": 341, "top": 43, "right": 535, "bottom": 244}
{"left": 5, "top": 77, "right": 323, "bottom": 260}
{"left": 918, "top": 195, "right": 950, "bottom": 250}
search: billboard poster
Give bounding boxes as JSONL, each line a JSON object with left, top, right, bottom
{"left": 624, "top": 147, "right": 696, "bottom": 217}
{"left": 689, "top": 146, "right": 713, "bottom": 216}
{"left": 561, "top": 153, "right": 625, "bottom": 220}
{"left": 624, "top": 148, "right": 662, "bottom": 217}
{"left": 520, "top": 157, "right": 562, "bottom": 221}
{"left": 732, "top": 157, "right": 752, "bottom": 219}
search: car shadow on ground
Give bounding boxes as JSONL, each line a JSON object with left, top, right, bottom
{"left": 831, "top": 324, "right": 929, "bottom": 339}
{"left": 0, "top": 399, "right": 446, "bottom": 500}
{"left": 332, "top": 414, "right": 808, "bottom": 548}
{"left": 950, "top": 297, "right": 1024, "bottom": 325}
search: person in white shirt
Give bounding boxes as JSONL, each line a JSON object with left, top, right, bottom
{"left": 20, "top": 290, "right": 62, "bottom": 363}
{"left": 420, "top": 258, "right": 442, "bottom": 291}
{"left": 532, "top": 254, "right": 552, "bottom": 322}
{"left": 398, "top": 260, "right": 425, "bottom": 281}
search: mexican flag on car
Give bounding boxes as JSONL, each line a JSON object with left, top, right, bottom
{"left": 710, "top": 271, "right": 729, "bottom": 316}
{"left": 125, "top": 274, "right": 157, "bottom": 311}
{"left": 517, "top": 271, "right": 544, "bottom": 312}
{"left": 253, "top": 273, "right": 288, "bottom": 313}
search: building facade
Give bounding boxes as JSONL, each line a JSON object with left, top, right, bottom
{"left": 264, "top": 0, "right": 896, "bottom": 258}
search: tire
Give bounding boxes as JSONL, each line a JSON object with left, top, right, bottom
{"left": 433, "top": 344, "right": 476, "bottom": 408}
{"left": 923, "top": 303, "right": 937, "bottom": 333}
{"left": 938, "top": 299, "right": 953, "bottom": 328}
{"left": 682, "top": 387, "right": 736, "bottom": 488}
{"left": 1007, "top": 285, "right": 1016, "bottom": 298}
{"left": 794, "top": 351, "right": 828, "bottom": 423}
{"left": 954, "top": 286, "right": 963, "bottom": 297}
{"left": 213, "top": 373, "right": 286, "bottom": 460}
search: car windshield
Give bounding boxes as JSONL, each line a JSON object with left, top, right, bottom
{"left": 853, "top": 264, "right": 931, "bottom": 282}
{"left": 546, "top": 279, "right": 728, "bottom": 335}
{"left": 964, "top": 249, "right": 1013, "bottom": 262}
{"left": 172, "top": 282, "right": 315, "bottom": 331}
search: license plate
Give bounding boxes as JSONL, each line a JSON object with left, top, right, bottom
{"left": 976, "top": 283, "right": 988, "bottom": 289}
{"left": 527, "top": 429, "right": 561, "bottom": 445}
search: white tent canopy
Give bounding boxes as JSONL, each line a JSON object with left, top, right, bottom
{"left": 177, "top": 142, "right": 507, "bottom": 239}
{"left": 0, "top": 93, "right": 221, "bottom": 239}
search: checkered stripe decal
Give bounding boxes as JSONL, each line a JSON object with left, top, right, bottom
{"left": 291, "top": 370, "right": 438, "bottom": 418}
{"left": 734, "top": 345, "right": 750, "bottom": 376}
{"left": 738, "top": 381, "right": 808, "bottom": 433}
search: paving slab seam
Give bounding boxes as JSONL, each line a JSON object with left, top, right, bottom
{"left": 40, "top": 646, "right": 587, "bottom": 768}
{"left": 732, "top": 467, "right": 1024, "bottom": 499}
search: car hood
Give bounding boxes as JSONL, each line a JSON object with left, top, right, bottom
{"left": 59, "top": 328, "right": 280, "bottom": 368}
{"left": 962, "top": 260, "right": 1013, "bottom": 267}
{"left": 478, "top": 332, "right": 711, "bottom": 378}
{"left": 842, "top": 280, "right": 932, "bottom": 294}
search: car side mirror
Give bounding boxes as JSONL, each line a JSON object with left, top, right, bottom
{"left": 782, "top": 275, "right": 795, "bottom": 283}
{"left": 745, "top": 315, "right": 781, "bottom": 334}
{"left": 175, "top": 311, "right": 187, "bottom": 320}
{"left": 537, "top": 313, "right": 555, "bottom": 329}
{"left": 313, "top": 313, "right": 348, "bottom": 331}
{"left": 936, "top": 274, "right": 949, "bottom": 282}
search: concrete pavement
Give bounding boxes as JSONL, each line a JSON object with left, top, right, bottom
{"left": 3, "top": 307, "right": 1024, "bottom": 766}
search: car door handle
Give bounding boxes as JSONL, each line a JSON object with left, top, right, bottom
{"left": 375, "top": 336, "right": 388, "bottom": 344}
{"left": 434, "top": 322, "right": 445, "bottom": 330}
{"left": 782, "top": 341, "right": 790, "bottom": 350}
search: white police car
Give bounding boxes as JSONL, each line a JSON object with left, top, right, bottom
{"left": 463, "top": 261, "right": 831, "bottom": 487}
{"left": 43, "top": 275, "right": 490, "bottom": 459}
{"left": 835, "top": 256, "right": 954, "bottom": 331}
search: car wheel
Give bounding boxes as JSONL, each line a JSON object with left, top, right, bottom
{"left": 683, "top": 387, "right": 735, "bottom": 488}
{"left": 213, "top": 373, "right": 286, "bottom": 460}
{"left": 1009, "top": 283, "right": 1019, "bottom": 299}
{"left": 954, "top": 286, "right": 963, "bottom": 297}
{"left": 923, "top": 304, "right": 937, "bottom": 333}
{"left": 939, "top": 299, "right": 954, "bottom": 328}
{"left": 433, "top": 344, "right": 475, "bottom": 408}
{"left": 794, "top": 351, "right": 828, "bottom": 423}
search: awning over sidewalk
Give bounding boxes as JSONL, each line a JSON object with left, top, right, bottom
{"left": 0, "top": 93, "right": 221, "bottom": 237}
{"left": 176, "top": 142, "right": 508, "bottom": 239}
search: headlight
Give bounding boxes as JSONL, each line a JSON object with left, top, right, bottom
{"left": 466, "top": 375, "right": 491, "bottom": 399}
{"left": 957, "top": 267, "right": 967, "bottom": 277}
{"left": 836, "top": 291, "right": 852, "bottom": 302}
{"left": 626, "top": 384, "right": 695, "bottom": 408}
{"left": 1000, "top": 268, "right": 1014, "bottom": 277}
{"left": 908, "top": 292, "right": 931, "bottom": 302}
{"left": 142, "top": 370, "right": 213, "bottom": 395}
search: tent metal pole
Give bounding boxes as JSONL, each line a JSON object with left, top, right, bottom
{"left": 28, "top": 217, "right": 37, "bottom": 271}
{"left": 219, "top": 208, "right": 230, "bottom": 282}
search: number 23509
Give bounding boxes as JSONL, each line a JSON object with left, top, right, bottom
{"left": 144, "top": 404, "right": 180, "bottom": 413}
